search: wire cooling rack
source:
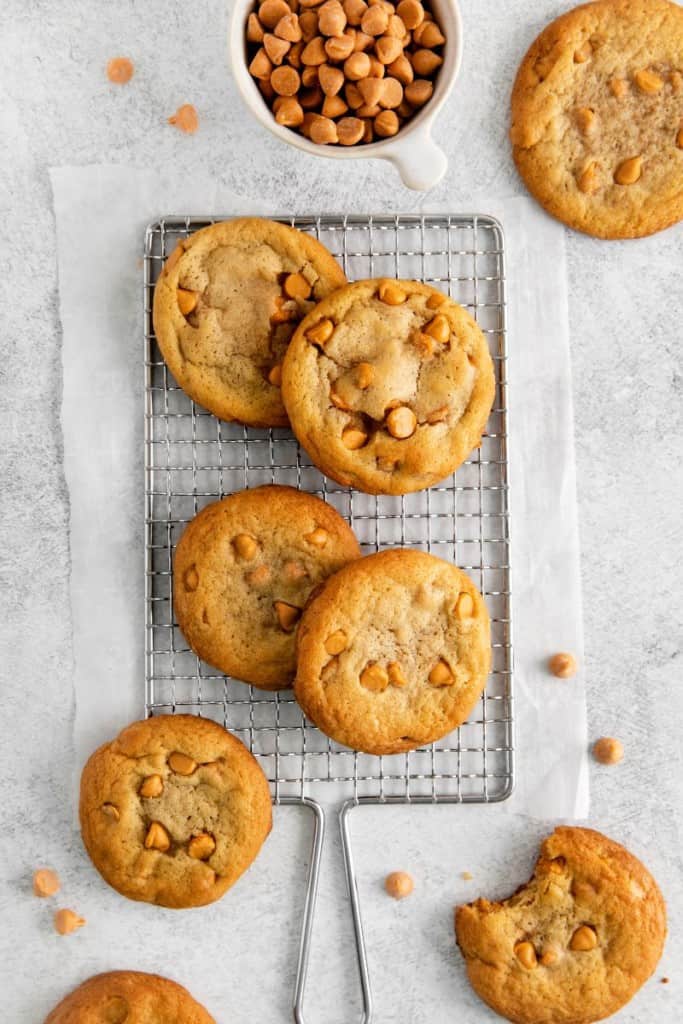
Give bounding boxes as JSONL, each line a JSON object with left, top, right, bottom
{"left": 144, "top": 214, "right": 513, "bottom": 1023}
{"left": 143, "top": 214, "right": 513, "bottom": 806}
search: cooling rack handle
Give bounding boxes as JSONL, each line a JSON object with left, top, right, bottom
{"left": 289, "top": 798, "right": 373, "bottom": 1024}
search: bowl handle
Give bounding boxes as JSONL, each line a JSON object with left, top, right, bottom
{"left": 385, "top": 127, "right": 448, "bottom": 191}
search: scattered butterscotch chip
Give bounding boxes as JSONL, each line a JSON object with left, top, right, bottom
{"left": 385, "top": 870, "right": 414, "bottom": 899}
{"left": 168, "top": 104, "right": 199, "bottom": 134}
{"left": 107, "top": 57, "right": 134, "bottom": 84}
{"left": 54, "top": 909, "right": 86, "bottom": 936}
{"left": 592, "top": 736, "right": 624, "bottom": 765}
{"left": 548, "top": 651, "right": 577, "bottom": 678}
{"left": 33, "top": 868, "right": 60, "bottom": 898}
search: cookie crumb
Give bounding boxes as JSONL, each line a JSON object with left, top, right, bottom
{"left": 168, "top": 104, "right": 199, "bottom": 134}
{"left": 461, "top": 871, "right": 473, "bottom": 881}
{"left": 33, "top": 868, "right": 60, "bottom": 897}
{"left": 385, "top": 871, "right": 413, "bottom": 899}
{"left": 106, "top": 57, "right": 134, "bottom": 84}
{"left": 548, "top": 652, "right": 577, "bottom": 678}
{"left": 54, "top": 908, "right": 86, "bottom": 935}
{"left": 592, "top": 736, "right": 624, "bottom": 765}
{"left": 661, "top": 977, "right": 670, "bottom": 984}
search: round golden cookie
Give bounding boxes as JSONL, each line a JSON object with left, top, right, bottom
{"left": 174, "top": 485, "right": 361, "bottom": 690}
{"left": 293, "top": 548, "right": 491, "bottom": 754}
{"left": 79, "top": 715, "right": 272, "bottom": 909}
{"left": 281, "top": 279, "right": 495, "bottom": 495}
{"left": 152, "top": 218, "right": 347, "bottom": 426}
{"left": 455, "top": 826, "right": 667, "bottom": 1024}
{"left": 510, "top": 0, "right": 683, "bottom": 239}
{"left": 44, "top": 971, "right": 215, "bottom": 1024}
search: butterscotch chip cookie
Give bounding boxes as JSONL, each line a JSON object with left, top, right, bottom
{"left": 510, "top": 0, "right": 683, "bottom": 239}
{"left": 455, "top": 826, "right": 667, "bottom": 1024}
{"left": 174, "top": 485, "right": 361, "bottom": 690}
{"left": 79, "top": 715, "right": 272, "bottom": 909}
{"left": 281, "top": 279, "right": 495, "bottom": 494}
{"left": 44, "top": 970, "right": 215, "bottom": 1023}
{"left": 152, "top": 218, "right": 346, "bottom": 426}
{"left": 294, "top": 548, "right": 491, "bottom": 754}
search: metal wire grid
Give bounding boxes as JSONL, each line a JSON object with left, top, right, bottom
{"left": 143, "top": 214, "right": 513, "bottom": 806}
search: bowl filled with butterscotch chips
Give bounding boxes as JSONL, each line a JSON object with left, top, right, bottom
{"left": 229, "top": 0, "right": 463, "bottom": 189}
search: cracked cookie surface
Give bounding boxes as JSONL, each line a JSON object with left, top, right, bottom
{"left": 455, "top": 826, "right": 667, "bottom": 1024}
{"left": 510, "top": 0, "right": 683, "bottom": 238}
{"left": 152, "top": 218, "right": 346, "bottom": 426}
{"left": 79, "top": 716, "right": 272, "bottom": 909}
{"left": 173, "top": 485, "right": 361, "bottom": 690}
{"left": 280, "top": 279, "right": 495, "bottom": 495}
{"left": 44, "top": 970, "right": 215, "bottom": 1023}
{"left": 293, "top": 548, "right": 491, "bottom": 754}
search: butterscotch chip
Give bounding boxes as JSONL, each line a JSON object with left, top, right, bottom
{"left": 307, "top": 317, "right": 335, "bottom": 345}
{"left": 259, "top": 0, "right": 291, "bottom": 28}
{"left": 271, "top": 64, "right": 301, "bottom": 95}
{"left": 106, "top": 57, "right": 134, "bottom": 84}
{"left": 396, "top": 0, "right": 424, "bottom": 29}
{"left": 275, "top": 97, "right": 305, "bottom": 125}
{"left": 44, "top": 971, "right": 216, "bottom": 1023}
{"left": 510, "top": 0, "right": 683, "bottom": 238}
{"left": 375, "top": 34, "right": 402, "bottom": 64}
{"left": 386, "top": 404, "right": 416, "bottom": 437}
{"left": 301, "top": 64, "right": 319, "bottom": 88}
{"left": 54, "top": 909, "right": 86, "bottom": 936}
{"left": 455, "top": 826, "right": 667, "bottom": 1024}
{"left": 319, "top": 63, "right": 345, "bottom": 95}
{"left": 168, "top": 103, "right": 199, "bottom": 133}
{"left": 275, "top": 12, "right": 302, "bottom": 41}
{"left": 337, "top": 115, "right": 365, "bottom": 144}
{"left": 454, "top": 592, "right": 474, "bottom": 619}
{"left": 413, "top": 19, "right": 444, "bottom": 46}
{"left": 385, "top": 870, "right": 414, "bottom": 898}
{"left": 79, "top": 715, "right": 273, "bottom": 909}
{"left": 101, "top": 802, "right": 120, "bottom": 820}
{"left": 325, "top": 32, "right": 355, "bottom": 60}
{"left": 188, "top": 833, "right": 217, "bottom": 860}
{"left": 614, "top": 155, "right": 642, "bottom": 185}
{"left": 322, "top": 94, "right": 349, "bottom": 118}
{"left": 168, "top": 751, "right": 197, "bottom": 775}
{"left": 344, "top": 0, "right": 368, "bottom": 24}
{"left": 294, "top": 549, "right": 490, "bottom": 753}
{"left": 387, "top": 53, "right": 413, "bottom": 85}
{"left": 309, "top": 114, "right": 338, "bottom": 143}
{"left": 411, "top": 48, "right": 443, "bottom": 76}
{"left": 592, "top": 736, "right": 624, "bottom": 764}
{"left": 361, "top": 4, "right": 389, "bottom": 35}
{"left": 428, "top": 659, "right": 454, "bottom": 686}
{"left": 139, "top": 773, "right": 164, "bottom": 798}
{"left": 264, "top": 32, "right": 291, "bottom": 64}
{"left": 379, "top": 76, "right": 403, "bottom": 108}
{"left": 404, "top": 78, "right": 433, "bottom": 106}
{"left": 318, "top": 0, "right": 347, "bottom": 36}
{"left": 281, "top": 279, "right": 494, "bottom": 495}
{"left": 173, "top": 486, "right": 360, "bottom": 688}
{"left": 33, "top": 868, "right": 60, "bottom": 897}
{"left": 301, "top": 36, "right": 327, "bottom": 64}
{"left": 548, "top": 651, "right": 577, "bottom": 678}
{"left": 233, "top": 533, "right": 258, "bottom": 560}
{"left": 152, "top": 218, "right": 345, "bottom": 426}
{"left": 344, "top": 50, "right": 371, "bottom": 80}
{"left": 358, "top": 76, "right": 384, "bottom": 106}
{"left": 325, "top": 629, "right": 348, "bottom": 654}
{"left": 299, "top": 10, "right": 319, "bottom": 40}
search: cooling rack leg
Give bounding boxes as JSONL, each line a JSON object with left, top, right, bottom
{"left": 288, "top": 796, "right": 325, "bottom": 1024}
{"left": 339, "top": 800, "right": 373, "bottom": 1024}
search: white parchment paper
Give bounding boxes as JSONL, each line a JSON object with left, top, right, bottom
{"left": 51, "top": 165, "right": 588, "bottom": 820}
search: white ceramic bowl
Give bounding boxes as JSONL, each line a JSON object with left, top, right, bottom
{"left": 229, "top": 0, "right": 463, "bottom": 191}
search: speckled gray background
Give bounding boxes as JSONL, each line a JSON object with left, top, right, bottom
{"left": 0, "top": 0, "right": 681, "bottom": 1021}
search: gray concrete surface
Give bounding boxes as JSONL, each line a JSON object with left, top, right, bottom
{"left": 0, "top": 1, "right": 681, "bottom": 1021}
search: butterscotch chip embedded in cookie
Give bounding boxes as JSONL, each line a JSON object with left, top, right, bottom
{"left": 152, "top": 218, "right": 346, "bottom": 426}
{"left": 173, "top": 485, "right": 361, "bottom": 690}
{"left": 510, "top": 0, "right": 683, "bottom": 238}
{"left": 281, "top": 279, "right": 495, "bottom": 494}
{"left": 44, "top": 970, "right": 215, "bottom": 1023}
{"left": 455, "top": 826, "right": 667, "bottom": 1024}
{"left": 79, "top": 715, "right": 272, "bottom": 908}
{"left": 294, "top": 548, "right": 491, "bottom": 754}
